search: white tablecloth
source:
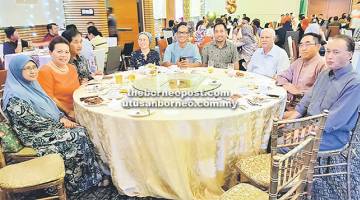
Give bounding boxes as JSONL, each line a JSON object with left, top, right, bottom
{"left": 4, "top": 51, "right": 51, "bottom": 69}
{"left": 73, "top": 68, "right": 287, "bottom": 199}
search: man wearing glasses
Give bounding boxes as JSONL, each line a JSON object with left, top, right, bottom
{"left": 163, "top": 22, "right": 202, "bottom": 68}
{"left": 284, "top": 35, "right": 360, "bottom": 151}
{"left": 276, "top": 33, "right": 326, "bottom": 99}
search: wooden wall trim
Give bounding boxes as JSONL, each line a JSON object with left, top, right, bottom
{"left": 1, "top": 0, "right": 109, "bottom": 44}
{"left": 63, "top": 0, "right": 109, "bottom": 37}
{"left": 0, "top": 25, "right": 47, "bottom": 43}
{"left": 143, "top": 0, "right": 155, "bottom": 48}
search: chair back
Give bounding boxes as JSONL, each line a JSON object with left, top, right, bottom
{"left": 292, "top": 40, "right": 298, "bottom": 61}
{"left": 288, "top": 36, "right": 294, "bottom": 60}
{"left": 0, "top": 70, "right": 7, "bottom": 87}
{"left": 163, "top": 30, "right": 174, "bottom": 39}
{"left": 270, "top": 111, "right": 328, "bottom": 156}
{"left": 0, "top": 143, "right": 6, "bottom": 168}
{"left": 346, "top": 110, "right": 360, "bottom": 153}
{"left": 284, "top": 31, "right": 299, "bottom": 58}
{"left": 269, "top": 136, "right": 315, "bottom": 200}
{"left": 105, "top": 46, "right": 122, "bottom": 75}
{"left": 122, "top": 42, "right": 134, "bottom": 56}
{"left": 271, "top": 111, "right": 328, "bottom": 197}
{"left": 198, "top": 36, "right": 213, "bottom": 53}
{"left": 328, "top": 26, "right": 340, "bottom": 38}
{"left": 158, "top": 39, "right": 168, "bottom": 58}
{"left": 167, "top": 37, "right": 173, "bottom": 45}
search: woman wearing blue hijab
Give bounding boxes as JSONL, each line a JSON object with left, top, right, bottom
{"left": 2, "top": 55, "right": 107, "bottom": 194}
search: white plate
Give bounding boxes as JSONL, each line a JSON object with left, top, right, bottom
{"left": 127, "top": 109, "right": 154, "bottom": 117}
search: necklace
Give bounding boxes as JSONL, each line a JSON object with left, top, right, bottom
{"left": 51, "top": 62, "right": 68, "bottom": 73}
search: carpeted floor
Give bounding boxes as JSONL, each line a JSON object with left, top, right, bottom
{"left": 15, "top": 184, "right": 168, "bottom": 200}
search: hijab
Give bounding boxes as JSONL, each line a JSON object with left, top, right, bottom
{"left": 2, "top": 55, "right": 62, "bottom": 121}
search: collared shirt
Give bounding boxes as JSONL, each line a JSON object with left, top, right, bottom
{"left": 130, "top": 49, "right": 160, "bottom": 69}
{"left": 202, "top": 40, "right": 239, "bottom": 69}
{"left": 163, "top": 42, "right": 201, "bottom": 64}
{"left": 247, "top": 45, "right": 290, "bottom": 78}
{"left": 276, "top": 54, "right": 326, "bottom": 94}
{"left": 295, "top": 64, "right": 360, "bottom": 151}
{"left": 3, "top": 40, "right": 29, "bottom": 56}
{"left": 90, "top": 35, "right": 109, "bottom": 51}
{"left": 69, "top": 55, "right": 91, "bottom": 80}
{"left": 80, "top": 39, "right": 95, "bottom": 62}
{"left": 43, "top": 33, "right": 57, "bottom": 42}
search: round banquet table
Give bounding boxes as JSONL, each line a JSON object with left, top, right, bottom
{"left": 73, "top": 67, "right": 287, "bottom": 200}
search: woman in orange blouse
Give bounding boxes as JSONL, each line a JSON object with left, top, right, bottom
{"left": 38, "top": 36, "right": 80, "bottom": 119}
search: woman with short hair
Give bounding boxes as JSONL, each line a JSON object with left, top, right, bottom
{"left": 38, "top": 36, "right": 80, "bottom": 120}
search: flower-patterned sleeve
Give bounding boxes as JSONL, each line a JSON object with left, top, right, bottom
{"left": 6, "top": 97, "right": 62, "bottom": 132}
{"left": 129, "top": 52, "right": 137, "bottom": 69}
{"left": 153, "top": 51, "right": 160, "bottom": 66}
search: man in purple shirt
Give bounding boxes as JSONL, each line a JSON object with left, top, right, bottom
{"left": 3, "top": 26, "right": 31, "bottom": 56}
{"left": 276, "top": 33, "right": 326, "bottom": 99}
{"left": 284, "top": 35, "right": 360, "bottom": 151}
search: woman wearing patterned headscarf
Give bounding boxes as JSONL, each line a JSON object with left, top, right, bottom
{"left": 129, "top": 32, "right": 160, "bottom": 69}
{"left": 2, "top": 54, "right": 108, "bottom": 193}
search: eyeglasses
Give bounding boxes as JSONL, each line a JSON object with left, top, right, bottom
{"left": 22, "top": 66, "right": 38, "bottom": 71}
{"left": 299, "top": 43, "right": 317, "bottom": 48}
{"left": 177, "top": 31, "right": 189, "bottom": 35}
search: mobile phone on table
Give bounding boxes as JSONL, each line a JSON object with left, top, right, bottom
{"left": 179, "top": 56, "right": 186, "bottom": 62}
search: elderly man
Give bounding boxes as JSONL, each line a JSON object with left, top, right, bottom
{"left": 43, "top": 23, "right": 59, "bottom": 42}
{"left": 247, "top": 28, "right": 290, "bottom": 78}
{"left": 285, "top": 35, "right": 360, "bottom": 151}
{"left": 276, "top": 33, "right": 326, "bottom": 98}
{"left": 163, "top": 22, "right": 202, "bottom": 68}
{"left": 202, "top": 22, "right": 239, "bottom": 69}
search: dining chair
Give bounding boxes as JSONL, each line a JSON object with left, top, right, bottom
{"left": 313, "top": 111, "right": 360, "bottom": 200}
{"left": 105, "top": 46, "right": 122, "bottom": 74}
{"left": 0, "top": 146, "right": 66, "bottom": 200}
{"left": 237, "top": 111, "right": 328, "bottom": 199}
{"left": 327, "top": 26, "right": 341, "bottom": 39}
{"left": 158, "top": 39, "right": 168, "bottom": 59}
{"left": 220, "top": 136, "right": 316, "bottom": 200}
{"left": 121, "top": 42, "right": 134, "bottom": 70}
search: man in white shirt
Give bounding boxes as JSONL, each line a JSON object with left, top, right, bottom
{"left": 247, "top": 28, "right": 290, "bottom": 78}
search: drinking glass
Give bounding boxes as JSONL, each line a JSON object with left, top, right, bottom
{"left": 208, "top": 60, "right": 215, "bottom": 73}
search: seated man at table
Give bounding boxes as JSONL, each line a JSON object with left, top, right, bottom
{"left": 163, "top": 22, "right": 202, "bottom": 68}
{"left": 43, "top": 23, "right": 59, "bottom": 42}
{"left": 284, "top": 35, "right": 360, "bottom": 151}
{"left": 3, "top": 26, "right": 31, "bottom": 56}
{"left": 276, "top": 33, "right": 326, "bottom": 99}
{"left": 202, "top": 22, "right": 239, "bottom": 69}
{"left": 247, "top": 28, "right": 290, "bottom": 78}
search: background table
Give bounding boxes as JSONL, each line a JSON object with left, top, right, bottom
{"left": 73, "top": 68, "right": 287, "bottom": 200}
{"left": 4, "top": 50, "right": 51, "bottom": 69}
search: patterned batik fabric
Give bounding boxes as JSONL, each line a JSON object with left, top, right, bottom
{"left": 312, "top": 141, "right": 360, "bottom": 200}
{"left": 5, "top": 97, "right": 104, "bottom": 194}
